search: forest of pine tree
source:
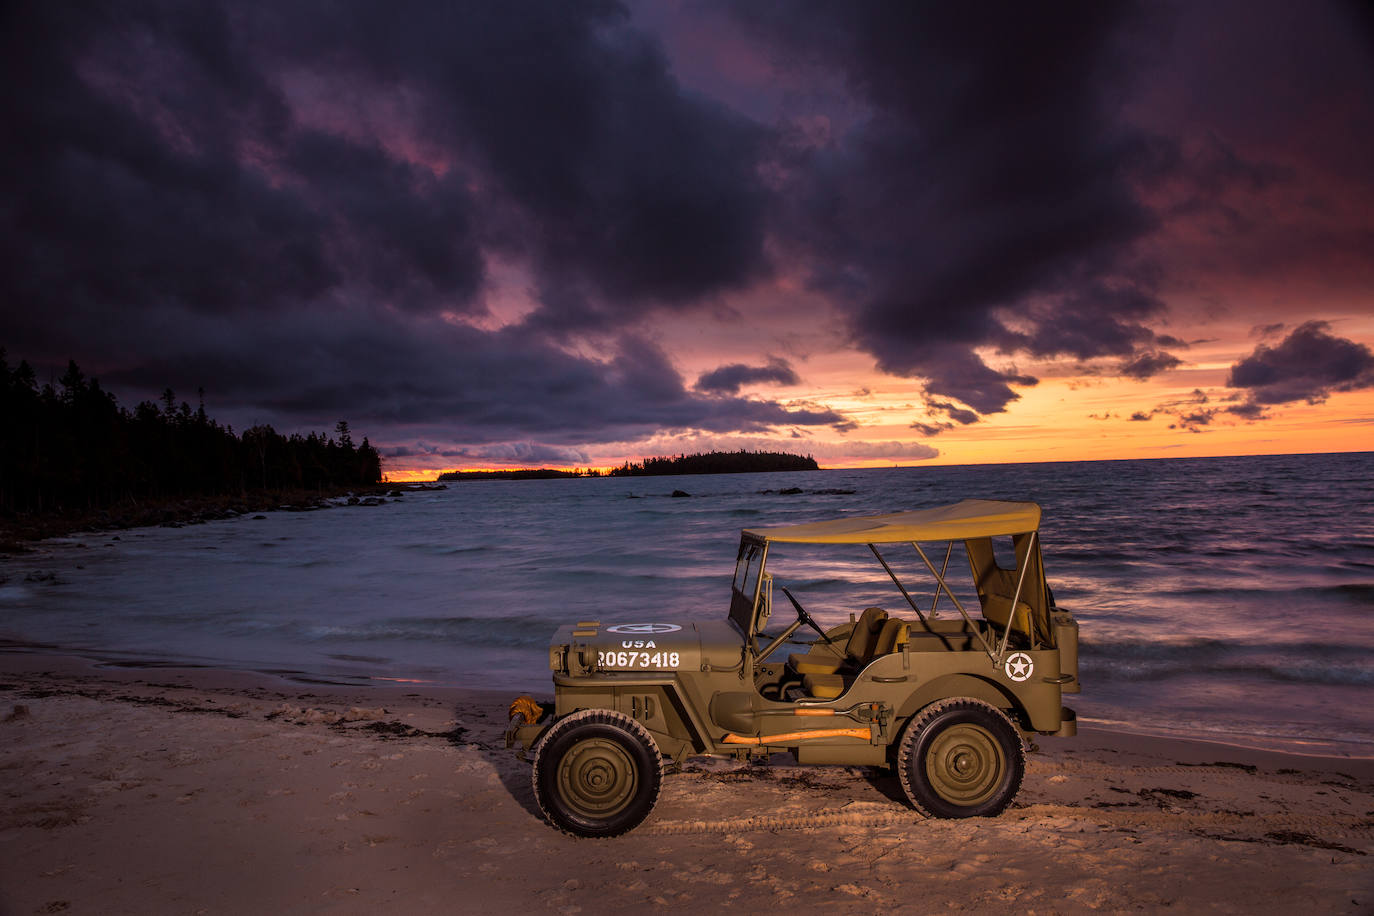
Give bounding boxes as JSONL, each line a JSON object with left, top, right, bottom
{"left": 607, "top": 450, "right": 819, "bottom": 476}
{"left": 0, "top": 350, "right": 382, "bottom": 519}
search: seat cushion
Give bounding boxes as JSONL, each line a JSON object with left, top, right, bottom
{"left": 803, "top": 673, "right": 844, "bottom": 699}
{"left": 788, "top": 652, "right": 844, "bottom": 676}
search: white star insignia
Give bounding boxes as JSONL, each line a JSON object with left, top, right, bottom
{"left": 1005, "top": 653, "right": 1034, "bottom": 682}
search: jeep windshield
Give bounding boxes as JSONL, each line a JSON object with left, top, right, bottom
{"left": 729, "top": 535, "right": 768, "bottom": 640}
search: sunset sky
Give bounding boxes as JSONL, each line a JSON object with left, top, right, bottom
{"left": 4, "top": 1, "right": 1373, "bottom": 478}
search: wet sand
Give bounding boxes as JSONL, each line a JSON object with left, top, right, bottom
{"left": 1, "top": 651, "right": 1371, "bottom": 914}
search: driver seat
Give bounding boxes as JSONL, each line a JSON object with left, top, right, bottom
{"left": 787, "top": 606, "right": 888, "bottom": 677}
{"left": 801, "top": 616, "right": 909, "bottom": 699}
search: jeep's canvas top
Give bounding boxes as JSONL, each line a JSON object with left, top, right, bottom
{"left": 742, "top": 498, "right": 1040, "bottom": 545}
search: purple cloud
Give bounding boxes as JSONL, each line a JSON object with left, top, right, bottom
{"left": 695, "top": 358, "right": 799, "bottom": 394}
{"left": 1228, "top": 321, "right": 1374, "bottom": 405}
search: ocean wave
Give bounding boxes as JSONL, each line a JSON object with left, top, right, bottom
{"left": 302, "top": 614, "right": 554, "bottom": 649}
{"left": 397, "top": 543, "right": 493, "bottom": 556}
{"left": 1122, "top": 581, "right": 1374, "bottom": 607}
{"left": 204, "top": 612, "right": 558, "bottom": 650}
{"left": 1079, "top": 637, "right": 1374, "bottom": 686}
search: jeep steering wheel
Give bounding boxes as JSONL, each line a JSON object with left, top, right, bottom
{"left": 779, "top": 585, "right": 834, "bottom": 645}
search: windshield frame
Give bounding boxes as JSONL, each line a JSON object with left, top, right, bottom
{"left": 729, "top": 534, "right": 769, "bottom": 638}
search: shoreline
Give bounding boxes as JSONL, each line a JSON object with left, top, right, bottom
{"left": 0, "top": 482, "right": 446, "bottom": 553}
{"left": 2, "top": 649, "right": 1371, "bottom": 913}
{"left": 5, "top": 638, "right": 1372, "bottom": 764}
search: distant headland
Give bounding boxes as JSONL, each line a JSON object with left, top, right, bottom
{"left": 438, "top": 450, "right": 818, "bottom": 481}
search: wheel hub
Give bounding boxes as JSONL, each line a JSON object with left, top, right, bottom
{"left": 559, "top": 737, "right": 637, "bottom": 816}
{"left": 926, "top": 723, "right": 1003, "bottom": 805}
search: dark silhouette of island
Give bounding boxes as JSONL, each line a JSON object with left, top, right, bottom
{"left": 1, "top": 351, "right": 382, "bottom": 536}
{"left": 609, "top": 450, "right": 818, "bottom": 476}
{"left": 438, "top": 450, "right": 818, "bottom": 481}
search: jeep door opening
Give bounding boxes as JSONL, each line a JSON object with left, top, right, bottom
{"left": 508, "top": 498, "right": 1080, "bottom": 837}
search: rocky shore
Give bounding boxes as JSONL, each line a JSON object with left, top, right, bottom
{"left": 0, "top": 483, "right": 447, "bottom": 554}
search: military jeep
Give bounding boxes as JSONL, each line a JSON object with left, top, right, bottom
{"left": 507, "top": 498, "right": 1080, "bottom": 837}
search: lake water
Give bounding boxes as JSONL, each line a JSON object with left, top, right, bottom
{"left": 2, "top": 451, "right": 1372, "bottom": 756}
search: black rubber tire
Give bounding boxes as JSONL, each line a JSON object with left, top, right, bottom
{"left": 897, "top": 698, "right": 1025, "bottom": 818}
{"left": 531, "top": 708, "right": 662, "bottom": 838}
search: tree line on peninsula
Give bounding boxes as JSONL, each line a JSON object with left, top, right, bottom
{"left": 0, "top": 350, "right": 382, "bottom": 519}
{"left": 438, "top": 450, "right": 819, "bottom": 481}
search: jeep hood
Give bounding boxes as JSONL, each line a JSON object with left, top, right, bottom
{"left": 548, "top": 619, "right": 740, "bottom": 676}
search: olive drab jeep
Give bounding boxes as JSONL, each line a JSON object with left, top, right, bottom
{"left": 506, "top": 499, "right": 1080, "bottom": 837}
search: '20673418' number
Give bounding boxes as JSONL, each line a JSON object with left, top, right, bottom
{"left": 596, "top": 650, "right": 681, "bottom": 669}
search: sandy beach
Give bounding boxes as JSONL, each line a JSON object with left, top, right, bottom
{"left": 1, "top": 650, "right": 1370, "bottom": 915}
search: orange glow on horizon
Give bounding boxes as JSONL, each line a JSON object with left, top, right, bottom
{"left": 379, "top": 372, "right": 1374, "bottom": 479}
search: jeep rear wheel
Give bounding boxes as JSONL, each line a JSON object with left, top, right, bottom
{"left": 532, "top": 708, "right": 662, "bottom": 838}
{"left": 897, "top": 698, "right": 1024, "bottom": 818}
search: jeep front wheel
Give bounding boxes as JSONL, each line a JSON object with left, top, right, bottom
{"left": 897, "top": 698, "right": 1025, "bottom": 818}
{"left": 532, "top": 708, "right": 662, "bottom": 837}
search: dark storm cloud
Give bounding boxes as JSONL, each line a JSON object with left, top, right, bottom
{"left": 1119, "top": 350, "right": 1183, "bottom": 380}
{"left": 2, "top": 1, "right": 771, "bottom": 329}
{"left": 0, "top": 0, "right": 797, "bottom": 451}
{"left": 96, "top": 310, "right": 846, "bottom": 445}
{"left": 268, "top": 0, "right": 773, "bottom": 325}
{"left": 280, "top": 130, "right": 484, "bottom": 312}
{"left": 909, "top": 395, "right": 980, "bottom": 438}
{"left": 912, "top": 352, "right": 1038, "bottom": 417}
{"left": 924, "top": 399, "right": 979, "bottom": 426}
{"left": 1227, "top": 321, "right": 1374, "bottom": 406}
{"left": 730, "top": 1, "right": 1172, "bottom": 417}
{"left": 695, "top": 358, "right": 799, "bottom": 394}
{"left": 380, "top": 441, "right": 593, "bottom": 465}
{"left": 8, "top": 0, "right": 1367, "bottom": 462}
{"left": 0, "top": 2, "right": 485, "bottom": 335}
{"left": 449, "top": 443, "right": 594, "bottom": 467}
